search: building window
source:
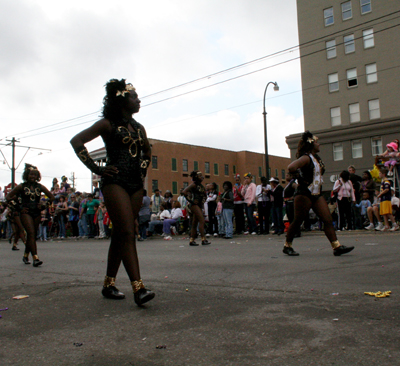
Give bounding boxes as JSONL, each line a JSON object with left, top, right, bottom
{"left": 344, "top": 34, "right": 355, "bottom": 54}
{"left": 275, "top": 169, "right": 278, "bottom": 177}
{"left": 152, "top": 156, "right": 158, "bottom": 169}
{"left": 360, "top": 0, "right": 371, "bottom": 14}
{"left": 328, "top": 73, "right": 339, "bottom": 92}
{"left": 183, "top": 182, "right": 189, "bottom": 188}
{"left": 233, "top": 165, "right": 236, "bottom": 175}
{"left": 224, "top": 164, "right": 229, "bottom": 176}
{"left": 342, "top": 1, "right": 352, "bottom": 20}
{"left": 349, "top": 103, "right": 360, "bottom": 123}
{"left": 194, "top": 161, "right": 198, "bottom": 171}
{"left": 333, "top": 143, "right": 343, "bottom": 161}
{"left": 371, "top": 137, "right": 382, "bottom": 156}
{"left": 172, "top": 181, "right": 178, "bottom": 195}
{"left": 268, "top": 168, "right": 271, "bottom": 178}
{"left": 182, "top": 159, "right": 188, "bottom": 172}
{"left": 172, "top": 158, "right": 177, "bottom": 171}
{"left": 363, "top": 29, "right": 374, "bottom": 48}
{"left": 326, "top": 40, "right": 336, "bottom": 59}
{"left": 352, "top": 140, "right": 363, "bottom": 158}
{"left": 214, "top": 163, "right": 219, "bottom": 175}
{"left": 369, "top": 99, "right": 380, "bottom": 119}
{"left": 347, "top": 68, "right": 358, "bottom": 88}
{"left": 330, "top": 107, "right": 341, "bottom": 126}
{"left": 205, "top": 162, "right": 210, "bottom": 174}
{"left": 366, "top": 63, "right": 377, "bottom": 83}
{"left": 324, "top": 7, "right": 334, "bottom": 26}
{"left": 281, "top": 169, "right": 285, "bottom": 180}
{"left": 259, "top": 167, "right": 262, "bottom": 177}
{"left": 152, "top": 180, "right": 158, "bottom": 192}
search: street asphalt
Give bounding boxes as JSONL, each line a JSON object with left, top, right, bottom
{"left": 0, "top": 230, "right": 399, "bottom": 366}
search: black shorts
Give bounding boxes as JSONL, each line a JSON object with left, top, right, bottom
{"left": 101, "top": 178, "right": 143, "bottom": 197}
{"left": 294, "top": 188, "right": 322, "bottom": 206}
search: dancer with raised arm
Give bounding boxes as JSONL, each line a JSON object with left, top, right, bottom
{"left": 70, "top": 79, "right": 155, "bottom": 306}
{"left": 283, "top": 131, "right": 354, "bottom": 257}
{"left": 6, "top": 164, "right": 54, "bottom": 266}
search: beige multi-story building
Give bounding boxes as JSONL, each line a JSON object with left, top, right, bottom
{"left": 287, "top": 0, "right": 400, "bottom": 191}
{"left": 90, "top": 138, "right": 291, "bottom": 195}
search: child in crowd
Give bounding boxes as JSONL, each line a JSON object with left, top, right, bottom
{"left": 377, "top": 169, "right": 399, "bottom": 231}
{"left": 380, "top": 141, "right": 399, "bottom": 176}
{"left": 356, "top": 192, "right": 371, "bottom": 227}
{"left": 39, "top": 208, "right": 50, "bottom": 241}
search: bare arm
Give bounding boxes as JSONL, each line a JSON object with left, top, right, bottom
{"left": 5, "top": 184, "right": 23, "bottom": 202}
{"left": 287, "top": 155, "right": 311, "bottom": 173}
{"left": 70, "top": 119, "right": 118, "bottom": 177}
{"left": 182, "top": 184, "right": 194, "bottom": 198}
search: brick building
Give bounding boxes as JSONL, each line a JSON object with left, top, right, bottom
{"left": 90, "top": 138, "right": 291, "bottom": 195}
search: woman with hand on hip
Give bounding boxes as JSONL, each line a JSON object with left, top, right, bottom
{"left": 6, "top": 164, "right": 54, "bottom": 266}
{"left": 70, "top": 79, "right": 155, "bottom": 307}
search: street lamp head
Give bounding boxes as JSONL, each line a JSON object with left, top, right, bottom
{"left": 273, "top": 82, "right": 279, "bottom": 91}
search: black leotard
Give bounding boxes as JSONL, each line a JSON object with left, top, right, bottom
{"left": 20, "top": 182, "right": 42, "bottom": 218}
{"left": 188, "top": 183, "right": 206, "bottom": 209}
{"left": 100, "top": 118, "right": 145, "bottom": 196}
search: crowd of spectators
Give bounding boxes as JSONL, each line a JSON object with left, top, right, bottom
{"left": 1, "top": 139, "right": 399, "bottom": 243}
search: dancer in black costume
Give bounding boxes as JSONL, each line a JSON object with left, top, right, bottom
{"left": 6, "top": 164, "right": 54, "bottom": 266}
{"left": 70, "top": 79, "right": 155, "bottom": 306}
{"left": 183, "top": 171, "right": 211, "bottom": 246}
{"left": 283, "top": 131, "right": 354, "bottom": 257}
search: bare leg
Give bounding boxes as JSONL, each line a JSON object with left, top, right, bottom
{"left": 14, "top": 215, "right": 26, "bottom": 244}
{"left": 382, "top": 214, "right": 390, "bottom": 228}
{"left": 312, "top": 197, "right": 337, "bottom": 243}
{"left": 372, "top": 206, "right": 381, "bottom": 222}
{"left": 286, "top": 195, "right": 312, "bottom": 243}
{"left": 20, "top": 214, "right": 41, "bottom": 256}
{"left": 102, "top": 185, "right": 143, "bottom": 282}
{"left": 367, "top": 207, "right": 374, "bottom": 223}
{"left": 190, "top": 214, "right": 199, "bottom": 240}
{"left": 191, "top": 205, "right": 205, "bottom": 237}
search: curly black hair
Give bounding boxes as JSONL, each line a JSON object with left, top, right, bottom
{"left": 190, "top": 170, "right": 202, "bottom": 182}
{"left": 296, "top": 131, "right": 316, "bottom": 158}
{"left": 102, "top": 78, "right": 132, "bottom": 123}
{"left": 296, "top": 131, "right": 325, "bottom": 174}
{"left": 22, "top": 163, "right": 41, "bottom": 182}
{"left": 223, "top": 181, "right": 233, "bottom": 190}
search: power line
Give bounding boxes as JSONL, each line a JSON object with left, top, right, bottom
{"left": 138, "top": 10, "right": 400, "bottom": 100}
{"left": 4, "top": 11, "right": 400, "bottom": 140}
{"left": 20, "top": 118, "right": 99, "bottom": 139}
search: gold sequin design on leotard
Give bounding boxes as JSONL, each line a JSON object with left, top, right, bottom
{"left": 24, "top": 186, "right": 41, "bottom": 201}
{"left": 117, "top": 126, "right": 145, "bottom": 158}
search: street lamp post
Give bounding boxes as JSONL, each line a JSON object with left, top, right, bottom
{"left": 262, "top": 81, "right": 279, "bottom": 180}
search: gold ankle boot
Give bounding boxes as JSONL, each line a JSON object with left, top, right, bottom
{"left": 132, "top": 279, "right": 155, "bottom": 306}
{"left": 32, "top": 254, "right": 43, "bottom": 267}
{"left": 102, "top": 276, "right": 125, "bottom": 299}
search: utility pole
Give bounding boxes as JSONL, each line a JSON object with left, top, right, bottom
{"left": 11, "top": 137, "right": 17, "bottom": 188}
{"left": 70, "top": 172, "right": 76, "bottom": 189}
{"left": 1, "top": 138, "right": 52, "bottom": 187}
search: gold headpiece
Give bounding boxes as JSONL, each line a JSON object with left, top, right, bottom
{"left": 28, "top": 167, "right": 38, "bottom": 171}
{"left": 307, "top": 135, "right": 318, "bottom": 144}
{"left": 116, "top": 83, "right": 136, "bottom": 97}
{"left": 197, "top": 171, "right": 202, "bottom": 175}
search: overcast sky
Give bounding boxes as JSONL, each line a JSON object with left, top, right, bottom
{"left": 0, "top": 0, "right": 304, "bottom": 192}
